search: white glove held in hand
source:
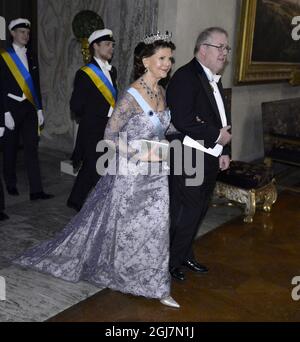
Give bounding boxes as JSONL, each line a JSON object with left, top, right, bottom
{"left": 37, "top": 110, "right": 44, "bottom": 126}
{"left": 0, "top": 127, "right": 5, "bottom": 137}
{"left": 5, "top": 112, "right": 15, "bottom": 130}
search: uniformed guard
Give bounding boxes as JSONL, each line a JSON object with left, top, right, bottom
{"left": 0, "top": 18, "right": 54, "bottom": 200}
{"left": 67, "top": 29, "right": 117, "bottom": 211}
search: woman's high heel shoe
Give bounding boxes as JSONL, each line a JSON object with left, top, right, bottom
{"left": 160, "top": 296, "right": 180, "bottom": 308}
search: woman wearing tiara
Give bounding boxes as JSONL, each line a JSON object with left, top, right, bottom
{"left": 14, "top": 33, "right": 179, "bottom": 308}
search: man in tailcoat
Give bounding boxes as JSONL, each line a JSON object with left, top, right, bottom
{"left": 0, "top": 18, "right": 53, "bottom": 201}
{"left": 167, "top": 27, "right": 232, "bottom": 281}
{"left": 67, "top": 29, "right": 117, "bottom": 211}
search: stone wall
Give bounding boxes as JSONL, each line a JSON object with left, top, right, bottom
{"left": 37, "top": 0, "right": 158, "bottom": 153}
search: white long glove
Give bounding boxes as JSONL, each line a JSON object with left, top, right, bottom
{"left": 0, "top": 127, "right": 5, "bottom": 137}
{"left": 37, "top": 110, "right": 44, "bottom": 126}
{"left": 5, "top": 112, "right": 15, "bottom": 130}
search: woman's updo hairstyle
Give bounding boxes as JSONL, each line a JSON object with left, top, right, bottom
{"left": 134, "top": 39, "right": 176, "bottom": 80}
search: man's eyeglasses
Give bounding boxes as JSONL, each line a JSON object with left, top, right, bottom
{"left": 202, "top": 43, "right": 231, "bottom": 53}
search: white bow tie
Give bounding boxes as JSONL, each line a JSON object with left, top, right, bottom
{"left": 16, "top": 46, "right": 27, "bottom": 55}
{"left": 104, "top": 62, "right": 112, "bottom": 71}
{"left": 210, "top": 74, "right": 221, "bottom": 83}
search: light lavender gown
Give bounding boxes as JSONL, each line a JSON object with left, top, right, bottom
{"left": 14, "top": 88, "right": 171, "bottom": 300}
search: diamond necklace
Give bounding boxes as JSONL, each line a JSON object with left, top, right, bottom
{"left": 139, "top": 77, "right": 162, "bottom": 105}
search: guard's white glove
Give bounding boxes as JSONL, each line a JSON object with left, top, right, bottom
{"left": 37, "top": 110, "right": 44, "bottom": 126}
{"left": 0, "top": 127, "right": 5, "bottom": 137}
{"left": 5, "top": 112, "right": 15, "bottom": 130}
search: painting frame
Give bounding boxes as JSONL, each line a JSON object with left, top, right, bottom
{"left": 235, "top": 0, "right": 300, "bottom": 85}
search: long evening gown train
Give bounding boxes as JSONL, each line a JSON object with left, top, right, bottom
{"left": 14, "top": 88, "right": 173, "bottom": 301}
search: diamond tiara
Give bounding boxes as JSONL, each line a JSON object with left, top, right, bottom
{"left": 143, "top": 31, "right": 172, "bottom": 45}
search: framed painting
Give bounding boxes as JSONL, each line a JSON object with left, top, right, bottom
{"left": 235, "top": 0, "right": 300, "bottom": 85}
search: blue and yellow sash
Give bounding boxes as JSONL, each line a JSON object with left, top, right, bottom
{"left": 81, "top": 63, "right": 117, "bottom": 108}
{"left": 0, "top": 48, "right": 41, "bottom": 110}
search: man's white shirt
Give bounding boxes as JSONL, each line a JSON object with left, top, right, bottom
{"left": 183, "top": 61, "right": 227, "bottom": 157}
{"left": 200, "top": 62, "right": 227, "bottom": 128}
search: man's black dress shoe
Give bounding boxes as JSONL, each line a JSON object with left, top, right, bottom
{"left": 183, "top": 260, "right": 209, "bottom": 273}
{"left": 7, "top": 187, "right": 19, "bottom": 196}
{"left": 170, "top": 267, "right": 186, "bottom": 281}
{"left": 0, "top": 212, "right": 9, "bottom": 221}
{"left": 66, "top": 200, "right": 81, "bottom": 212}
{"left": 30, "top": 192, "right": 54, "bottom": 201}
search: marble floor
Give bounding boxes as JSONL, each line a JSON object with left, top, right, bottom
{"left": 0, "top": 148, "right": 243, "bottom": 322}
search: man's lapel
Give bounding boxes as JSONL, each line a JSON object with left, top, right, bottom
{"left": 26, "top": 50, "right": 34, "bottom": 74}
{"left": 192, "top": 58, "right": 220, "bottom": 119}
{"left": 218, "top": 81, "right": 231, "bottom": 126}
{"left": 109, "top": 68, "right": 117, "bottom": 89}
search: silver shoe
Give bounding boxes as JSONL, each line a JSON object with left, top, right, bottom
{"left": 160, "top": 296, "right": 180, "bottom": 308}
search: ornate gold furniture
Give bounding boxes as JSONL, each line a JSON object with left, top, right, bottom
{"left": 214, "top": 161, "right": 278, "bottom": 223}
